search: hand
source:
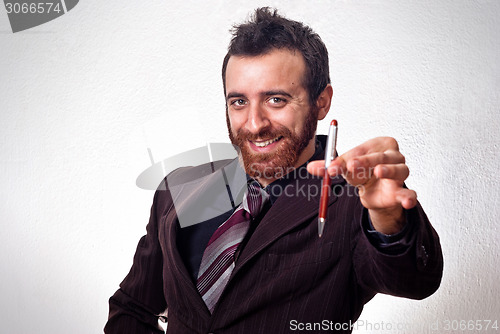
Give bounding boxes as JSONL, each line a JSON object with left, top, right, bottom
{"left": 307, "top": 137, "right": 417, "bottom": 234}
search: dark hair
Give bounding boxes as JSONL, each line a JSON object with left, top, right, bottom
{"left": 222, "top": 7, "right": 330, "bottom": 105}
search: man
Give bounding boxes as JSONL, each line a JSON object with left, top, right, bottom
{"left": 105, "top": 8, "right": 443, "bottom": 333}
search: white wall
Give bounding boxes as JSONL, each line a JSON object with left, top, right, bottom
{"left": 1, "top": 1, "right": 498, "bottom": 333}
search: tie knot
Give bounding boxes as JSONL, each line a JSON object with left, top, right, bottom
{"left": 246, "top": 181, "right": 269, "bottom": 218}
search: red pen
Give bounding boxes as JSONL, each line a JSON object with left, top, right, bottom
{"left": 318, "top": 120, "right": 338, "bottom": 237}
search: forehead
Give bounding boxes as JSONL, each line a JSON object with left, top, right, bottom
{"left": 225, "top": 49, "right": 307, "bottom": 93}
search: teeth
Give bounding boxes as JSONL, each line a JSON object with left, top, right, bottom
{"left": 253, "top": 137, "right": 281, "bottom": 147}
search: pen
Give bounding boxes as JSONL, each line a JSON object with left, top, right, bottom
{"left": 318, "top": 119, "right": 338, "bottom": 237}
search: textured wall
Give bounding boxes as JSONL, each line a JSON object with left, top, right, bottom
{"left": 1, "top": 1, "right": 499, "bottom": 333}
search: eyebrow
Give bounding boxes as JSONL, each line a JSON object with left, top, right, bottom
{"left": 226, "top": 90, "right": 293, "bottom": 101}
{"left": 226, "top": 92, "right": 246, "bottom": 101}
{"left": 263, "top": 90, "right": 293, "bottom": 99}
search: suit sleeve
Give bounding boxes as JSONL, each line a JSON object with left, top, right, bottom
{"left": 104, "top": 185, "right": 168, "bottom": 334}
{"left": 352, "top": 200, "right": 444, "bottom": 300}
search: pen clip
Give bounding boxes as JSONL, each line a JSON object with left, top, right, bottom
{"left": 324, "top": 120, "right": 338, "bottom": 169}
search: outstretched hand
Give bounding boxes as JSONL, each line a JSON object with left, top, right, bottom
{"left": 307, "top": 137, "right": 417, "bottom": 234}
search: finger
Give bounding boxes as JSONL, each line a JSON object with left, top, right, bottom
{"left": 306, "top": 160, "right": 326, "bottom": 176}
{"left": 395, "top": 188, "right": 417, "bottom": 209}
{"left": 337, "top": 136, "right": 400, "bottom": 164}
{"left": 327, "top": 156, "right": 347, "bottom": 177}
{"left": 309, "top": 159, "right": 347, "bottom": 178}
{"left": 374, "top": 163, "right": 410, "bottom": 181}
{"left": 346, "top": 150, "right": 405, "bottom": 172}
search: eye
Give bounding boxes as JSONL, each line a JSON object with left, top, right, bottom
{"left": 230, "top": 99, "right": 247, "bottom": 107}
{"left": 268, "top": 97, "right": 286, "bottom": 106}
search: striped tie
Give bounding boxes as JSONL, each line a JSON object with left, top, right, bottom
{"left": 196, "top": 181, "right": 268, "bottom": 313}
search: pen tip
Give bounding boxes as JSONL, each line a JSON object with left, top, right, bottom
{"left": 331, "top": 119, "right": 337, "bottom": 126}
{"left": 318, "top": 218, "right": 325, "bottom": 238}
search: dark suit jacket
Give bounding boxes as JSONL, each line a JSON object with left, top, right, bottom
{"left": 105, "top": 157, "right": 443, "bottom": 334}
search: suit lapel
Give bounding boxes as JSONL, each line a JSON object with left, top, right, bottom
{"left": 162, "top": 184, "right": 215, "bottom": 318}
{"left": 161, "top": 158, "right": 249, "bottom": 317}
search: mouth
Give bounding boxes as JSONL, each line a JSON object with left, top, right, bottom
{"left": 250, "top": 136, "right": 283, "bottom": 148}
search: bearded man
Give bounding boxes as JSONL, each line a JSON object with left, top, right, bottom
{"left": 105, "top": 8, "right": 443, "bottom": 334}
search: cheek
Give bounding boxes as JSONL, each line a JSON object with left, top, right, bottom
{"left": 272, "top": 113, "right": 302, "bottom": 133}
{"left": 227, "top": 112, "right": 241, "bottom": 133}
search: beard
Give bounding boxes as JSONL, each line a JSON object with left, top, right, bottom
{"left": 227, "top": 106, "right": 319, "bottom": 180}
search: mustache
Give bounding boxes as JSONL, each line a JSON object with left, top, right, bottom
{"left": 234, "top": 126, "right": 292, "bottom": 141}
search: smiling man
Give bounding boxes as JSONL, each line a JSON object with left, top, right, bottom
{"left": 225, "top": 48, "right": 329, "bottom": 184}
{"left": 105, "top": 8, "right": 443, "bottom": 334}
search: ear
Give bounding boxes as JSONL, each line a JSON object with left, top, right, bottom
{"left": 315, "top": 84, "right": 333, "bottom": 120}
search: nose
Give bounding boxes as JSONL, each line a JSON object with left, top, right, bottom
{"left": 245, "top": 103, "right": 271, "bottom": 135}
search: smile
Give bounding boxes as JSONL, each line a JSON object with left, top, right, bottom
{"left": 251, "top": 136, "right": 283, "bottom": 147}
